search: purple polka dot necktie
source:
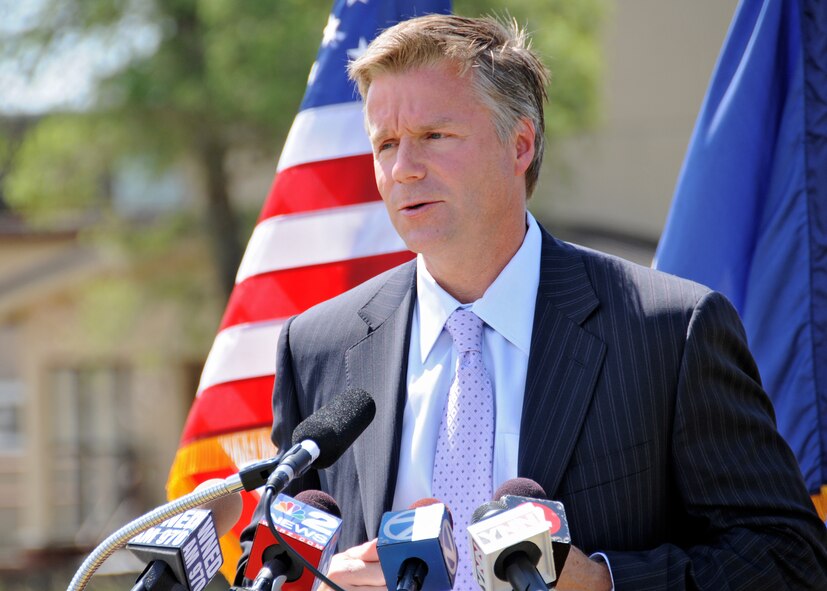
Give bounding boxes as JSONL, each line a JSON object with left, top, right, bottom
{"left": 432, "top": 309, "right": 494, "bottom": 590}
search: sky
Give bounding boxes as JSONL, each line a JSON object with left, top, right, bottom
{"left": 0, "top": 0, "right": 160, "bottom": 115}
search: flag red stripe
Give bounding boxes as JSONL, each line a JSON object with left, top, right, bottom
{"left": 258, "top": 154, "right": 379, "bottom": 222}
{"left": 219, "top": 250, "right": 414, "bottom": 331}
{"left": 181, "top": 376, "right": 275, "bottom": 443}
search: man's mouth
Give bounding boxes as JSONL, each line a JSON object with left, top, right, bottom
{"left": 400, "top": 199, "right": 436, "bottom": 212}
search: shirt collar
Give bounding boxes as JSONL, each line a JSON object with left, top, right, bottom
{"left": 416, "top": 212, "right": 542, "bottom": 362}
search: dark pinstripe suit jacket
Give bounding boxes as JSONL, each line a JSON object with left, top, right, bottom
{"left": 238, "top": 227, "right": 827, "bottom": 590}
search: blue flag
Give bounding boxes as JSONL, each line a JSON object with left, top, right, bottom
{"left": 654, "top": 0, "right": 826, "bottom": 506}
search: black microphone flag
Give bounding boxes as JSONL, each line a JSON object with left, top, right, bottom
{"left": 128, "top": 508, "right": 222, "bottom": 591}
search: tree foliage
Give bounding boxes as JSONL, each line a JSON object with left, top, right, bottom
{"left": 0, "top": 0, "right": 606, "bottom": 345}
{"left": 456, "top": 0, "right": 607, "bottom": 137}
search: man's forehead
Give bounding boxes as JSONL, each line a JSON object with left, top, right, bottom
{"left": 364, "top": 66, "right": 477, "bottom": 128}
{"left": 364, "top": 61, "right": 471, "bottom": 103}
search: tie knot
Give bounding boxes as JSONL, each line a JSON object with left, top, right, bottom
{"left": 444, "top": 309, "right": 484, "bottom": 353}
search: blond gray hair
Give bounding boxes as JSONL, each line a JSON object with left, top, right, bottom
{"left": 348, "top": 14, "right": 550, "bottom": 197}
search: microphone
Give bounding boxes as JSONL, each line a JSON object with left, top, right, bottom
{"left": 128, "top": 482, "right": 243, "bottom": 591}
{"left": 194, "top": 478, "right": 244, "bottom": 538}
{"left": 127, "top": 508, "right": 224, "bottom": 591}
{"left": 72, "top": 390, "right": 372, "bottom": 591}
{"left": 497, "top": 484, "right": 571, "bottom": 579}
{"left": 377, "top": 499, "right": 458, "bottom": 591}
{"left": 244, "top": 490, "right": 343, "bottom": 591}
{"left": 493, "top": 478, "right": 546, "bottom": 501}
{"left": 70, "top": 453, "right": 293, "bottom": 591}
{"left": 467, "top": 500, "right": 556, "bottom": 591}
{"left": 266, "top": 388, "right": 376, "bottom": 493}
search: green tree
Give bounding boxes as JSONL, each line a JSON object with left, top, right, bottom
{"left": 2, "top": 0, "right": 330, "bottom": 298}
{"left": 456, "top": 0, "right": 607, "bottom": 137}
{"left": 1, "top": 0, "right": 605, "bottom": 301}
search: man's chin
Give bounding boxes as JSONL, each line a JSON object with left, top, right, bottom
{"left": 399, "top": 233, "right": 447, "bottom": 259}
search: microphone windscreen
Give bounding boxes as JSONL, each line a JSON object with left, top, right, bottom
{"left": 408, "top": 497, "right": 440, "bottom": 509}
{"left": 291, "top": 388, "right": 376, "bottom": 469}
{"left": 294, "top": 490, "right": 342, "bottom": 518}
{"left": 493, "top": 477, "right": 547, "bottom": 501}
{"left": 194, "top": 479, "right": 244, "bottom": 536}
{"left": 410, "top": 498, "right": 453, "bottom": 527}
{"left": 471, "top": 500, "right": 507, "bottom": 524}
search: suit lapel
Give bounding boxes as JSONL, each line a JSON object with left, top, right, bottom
{"left": 520, "top": 230, "right": 607, "bottom": 497}
{"left": 343, "top": 233, "right": 606, "bottom": 528}
{"left": 347, "top": 261, "right": 416, "bottom": 537}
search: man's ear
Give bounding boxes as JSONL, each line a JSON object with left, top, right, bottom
{"left": 513, "top": 118, "right": 536, "bottom": 176}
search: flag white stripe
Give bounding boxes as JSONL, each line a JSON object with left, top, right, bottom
{"left": 277, "top": 102, "right": 371, "bottom": 172}
{"left": 236, "top": 201, "right": 405, "bottom": 283}
{"left": 197, "top": 320, "right": 284, "bottom": 394}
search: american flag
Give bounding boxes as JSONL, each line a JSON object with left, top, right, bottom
{"left": 166, "top": 0, "right": 452, "bottom": 578}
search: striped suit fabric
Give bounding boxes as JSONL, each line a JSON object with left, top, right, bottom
{"left": 238, "top": 226, "right": 827, "bottom": 590}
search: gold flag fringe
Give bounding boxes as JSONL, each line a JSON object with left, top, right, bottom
{"left": 166, "top": 427, "right": 277, "bottom": 582}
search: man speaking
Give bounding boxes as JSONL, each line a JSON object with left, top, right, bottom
{"left": 238, "top": 14, "right": 827, "bottom": 590}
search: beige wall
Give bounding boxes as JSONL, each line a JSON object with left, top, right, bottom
{"left": 0, "top": 237, "right": 198, "bottom": 561}
{"left": 534, "top": 0, "right": 740, "bottom": 251}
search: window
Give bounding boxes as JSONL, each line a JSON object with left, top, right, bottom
{"left": 0, "top": 324, "right": 22, "bottom": 453}
{"left": 0, "top": 379, "right": 23, "bottom": 452}
{"left": 49, "top": 365, "right": 138, "bottom": 544}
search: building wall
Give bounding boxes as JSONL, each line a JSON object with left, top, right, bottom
{"left": 0, "top": 237, "right": 199, "bottom": 569}
{"left": 534, "top": 0, "right": 740, "bottom": 262}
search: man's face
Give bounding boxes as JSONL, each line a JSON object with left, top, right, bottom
{"left": 364, "top": 61, "right": 531, "bottom": 262}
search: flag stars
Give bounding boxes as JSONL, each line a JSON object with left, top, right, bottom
{"left": 347, "top": 37, "right": 369, "bottom": 61}
{"left": 322, "top": 13, "right": 346, "bottom": 48}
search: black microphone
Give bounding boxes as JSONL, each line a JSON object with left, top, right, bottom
{"left": 130, "top": 561, "right": 187, "bottom": 591}
{"left": 128, "top": 484, "right": 243, "bottom": 591}
{"left": 376, "top": 498, "right": 458, "bottom": 591}
{"left": 265, "top": 388, "right": 376, "bottom": 493}
{"left": 496, "top": 479, "right": 571, "bottom": 580}
{"left": 244, "top": 490, "right": 343, "bottom": 591}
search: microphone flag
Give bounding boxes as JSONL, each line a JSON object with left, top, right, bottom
{"left": 467, "top": 502, "right": 556, "bottom": 591}
{"left": 128, "top": 508, "right": 223, "bottom": 591}
{"left": 500, "top": 495, "right": 572, "bottom": 578}
{"left": 377, "top": 502, "right": 457, "bottom": 591}
{"left": 245, "top": 492, "right": 342, "bottom": 591}
{"left": 165, "top": 0, "right": 453, "bottom": 579}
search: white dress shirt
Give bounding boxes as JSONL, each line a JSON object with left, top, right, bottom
{"left": 389, "top": 212, "right": 616, "bottom": 588}
{"left": 392, "top": 213, "right": 541, "bottom": 510}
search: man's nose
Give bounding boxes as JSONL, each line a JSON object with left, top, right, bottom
{"left": 392, "top": 138, "right": 426, "bottom": 183}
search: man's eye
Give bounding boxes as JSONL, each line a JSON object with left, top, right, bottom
{"left": 378, "top": 141, "right": 395, "bottom": 152}
{"left": 427, "top": 132, "right": 444, "bottom": 140}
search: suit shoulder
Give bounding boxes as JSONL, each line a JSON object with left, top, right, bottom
{"left": 568, "top": 241, "right": 715, "bottom": 310}
{"left": 288, "top": 258, "right": 415, "bottom": 335}
{"left": 559, "top": 240, "right": 744, "bottom": 337}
